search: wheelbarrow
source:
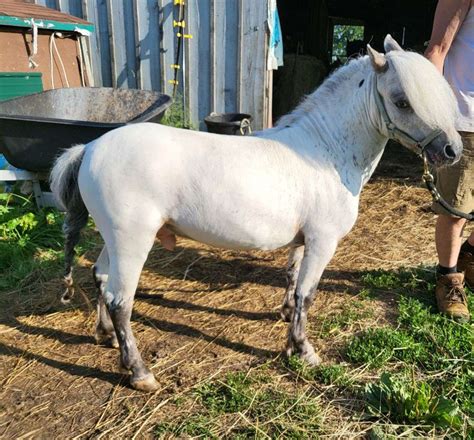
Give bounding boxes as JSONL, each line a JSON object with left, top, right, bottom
{"left": 0, "top": 87, "right": 172, "bottom": 207}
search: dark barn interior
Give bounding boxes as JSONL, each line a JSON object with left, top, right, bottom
{"left": 273, "top": 0, "right": 438, "bottom": 119}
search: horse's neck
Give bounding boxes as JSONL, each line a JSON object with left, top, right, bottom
{"left": 268, "top": 60, "right": 387, "bottom": 194}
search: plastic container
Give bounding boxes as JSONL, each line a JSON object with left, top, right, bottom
{"left": 204, "top": 112, "right": 252, "bottom": 136}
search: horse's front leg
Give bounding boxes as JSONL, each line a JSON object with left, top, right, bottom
{"left": 281, "top": 246, "right": 304, "bottom": 322}
{"left": 286, "top": 237, "right": 337, "bottom": 365}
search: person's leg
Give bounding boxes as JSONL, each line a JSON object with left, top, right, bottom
{"left": 434, "top": 214, "right": 469, "bottom": 322}
{"left": 433, "top": 131, "right": 474, "bottom": 321}
{"left": 435, "top": 215, "right": 466, "bottom": 270}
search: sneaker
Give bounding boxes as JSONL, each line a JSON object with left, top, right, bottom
{"left": 457, "top": 251, "right": 474, "bottom": 289}
{"left": 435, "top": 273, "right": 470, "bottom": 322}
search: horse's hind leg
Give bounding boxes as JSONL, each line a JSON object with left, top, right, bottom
{"left": 93, "top": 245, "right": 118, "bottom": 348}
{"left": 281, "top": 246, "right": 304, "bottom": 322}
{"left": 103, "top": 225, "right": 159, "bottom": 392}
{"left": 61, "top": 206, "right": 89, "bottom": 303}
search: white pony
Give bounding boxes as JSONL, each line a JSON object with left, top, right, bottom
{"left": 51, "top": 36, "right": 462, "bottom": 391}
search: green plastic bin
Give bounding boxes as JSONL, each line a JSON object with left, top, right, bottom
{"left": 0, "top": 72, "right": 43, "bottom": 101}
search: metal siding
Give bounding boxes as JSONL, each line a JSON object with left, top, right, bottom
{"left": 187, "top": 0, "right": 211, "bottom": 129}
{"left": 238, "top": 0, "right": 267, "bottom": 130}
{"left": 212, "top": 0, "right": 239, "bottom": 115}
{"left": 58, "top": 0, "right": 82, "bottom": 17}
{"left": 81, "top": 0, "right": 103, "bottom": 86}
{"left": 97, "top": 0, "right": 112, "bottom": 87}
{"left": 31, "top": 0, "right": 268, "bottom": 129}
{"left": 107, "top": 0, "right": 138, "bottom": 88}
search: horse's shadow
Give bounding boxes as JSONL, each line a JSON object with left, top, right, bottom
{"left": 1, "top": 247, "right": 370, "bottom": 388}
{"left": 0, "top": 341, "right": 125, "bottom": 387}
{"left": 140, "top": 243, "right": 363, "bottom": 291}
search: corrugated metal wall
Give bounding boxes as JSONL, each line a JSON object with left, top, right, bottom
{"left": 32, "top": 0, "right": 269, "bottom": 129}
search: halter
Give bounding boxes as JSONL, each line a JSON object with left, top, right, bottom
{"left": 373, "top": 74, "right": 443, "bottom": 155}
{"left": 373, "top": 74, "right": 474, "bottom": 221}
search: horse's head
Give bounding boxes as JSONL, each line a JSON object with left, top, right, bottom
{"left": 367, "top": 35, "right": 462, "bottom": 167}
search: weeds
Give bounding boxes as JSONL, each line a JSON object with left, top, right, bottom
{"left": 317, "top": 300, "right": 373, "bottom": 336}
{"left": 0, "top": 193, "right": 97, "bottom": 292}
{"left": 160, "top": 93, "right": 195, "bottom": 129}
{"left": 196, "top": 372, "right": 252, "bottom": 414}
{"left": 365, "top": 372, "right": 463, "bottom": 430}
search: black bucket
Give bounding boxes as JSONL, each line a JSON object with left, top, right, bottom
{"left": 204, "top": 112, "right": 252, "bottom": 135}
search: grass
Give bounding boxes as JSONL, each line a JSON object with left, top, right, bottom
{"left": 365, "top": 372, "right": 464, "bottom": 430}
{"left": 0, "top": 193, "right": 97, "bottom": 294}
{"left": 348, "top": 268, "right": 474, "bottom": 436}
{"left": 317, "top": 299, "right": 374, "bottom": 337}
{"left": 155, "top": 370, "right": 321, "bottom": 439}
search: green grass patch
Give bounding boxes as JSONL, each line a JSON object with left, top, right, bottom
{"left": 347, "top": 327, "right": 428, "bottom": 367}
{"left": 0, "top": 193, "right": 97, "bottom": 293}
{"left": 317, "top": 300, "right": 373, "bottom": 336}
{"left": 196, "top": 371, "right": 252, "bottom": 414}
{"left": 343, "top": 267, "right": 473, "bottom": 436}
{"left": 287, "top": 355, "right": 353, "bottom": 387}
{"left": 154, "top": 415, "right": 216, "bottom": 439}
{"left": 360, "top": 267, "right": 435, "bottom": 300}
{"left": 155, "top": 371, "right": 321, "bottom": 439}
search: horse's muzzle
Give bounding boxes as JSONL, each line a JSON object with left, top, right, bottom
{"left": 424, "top": 134, "right": 462, "bottom": 168}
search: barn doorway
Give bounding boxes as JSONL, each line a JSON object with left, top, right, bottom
{"left": 272, "top": 0, "right": 438, "bottom": 124}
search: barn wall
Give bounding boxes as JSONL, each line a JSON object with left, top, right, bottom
{"left": 32, "top": 0, "right": 269, "bottom": 130}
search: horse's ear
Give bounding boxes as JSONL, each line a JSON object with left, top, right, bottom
{"left": 367, "top": 44, "right": 388, "bottom": 73}
{"left": 384, "top": 34, "right": 403, "bottom": 52}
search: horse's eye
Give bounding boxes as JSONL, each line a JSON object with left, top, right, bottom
{"left": 395, "top": 99, "right": 410, "bottom": 110}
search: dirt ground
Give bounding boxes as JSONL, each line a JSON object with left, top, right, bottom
{"left": 0, "top": 145, "right": 459, "bottom": 438}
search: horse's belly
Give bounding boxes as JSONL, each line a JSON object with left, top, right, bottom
{"left": 168, "top": 218, "right": 300, "bottom": 251}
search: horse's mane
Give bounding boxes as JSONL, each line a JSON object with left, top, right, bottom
{"left": 276, "top": 56, "right": 369, "bottom": 128}
{"left": 276, "top": 51, "right": 457, "bottom": 132}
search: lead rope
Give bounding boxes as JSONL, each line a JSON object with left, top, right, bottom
{"left": 422, "top": 154, "right": 474, "bottom": 220}
{"left": 373, "top": 75, "right": 473, "bottom": 221}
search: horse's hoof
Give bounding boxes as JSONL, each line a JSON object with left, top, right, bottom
{"left": 131, "top": 374, "right": 159, "bottom": 392}
{"left": 286, "top": 342, "right": 322, "bottom": 366}
{"left": 280, "top": 306, "right": 293, "bottom": 322}
{"left": 300, "top": 349, "right": 322, "bottom": 366}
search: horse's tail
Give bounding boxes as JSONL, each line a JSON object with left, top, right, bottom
{"left": 50, "top": 144, "right": 89, "bottom": 303}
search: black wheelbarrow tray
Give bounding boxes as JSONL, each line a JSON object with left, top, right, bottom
{"left": 0, "top": 87, "right": 172, "bottom": 172}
